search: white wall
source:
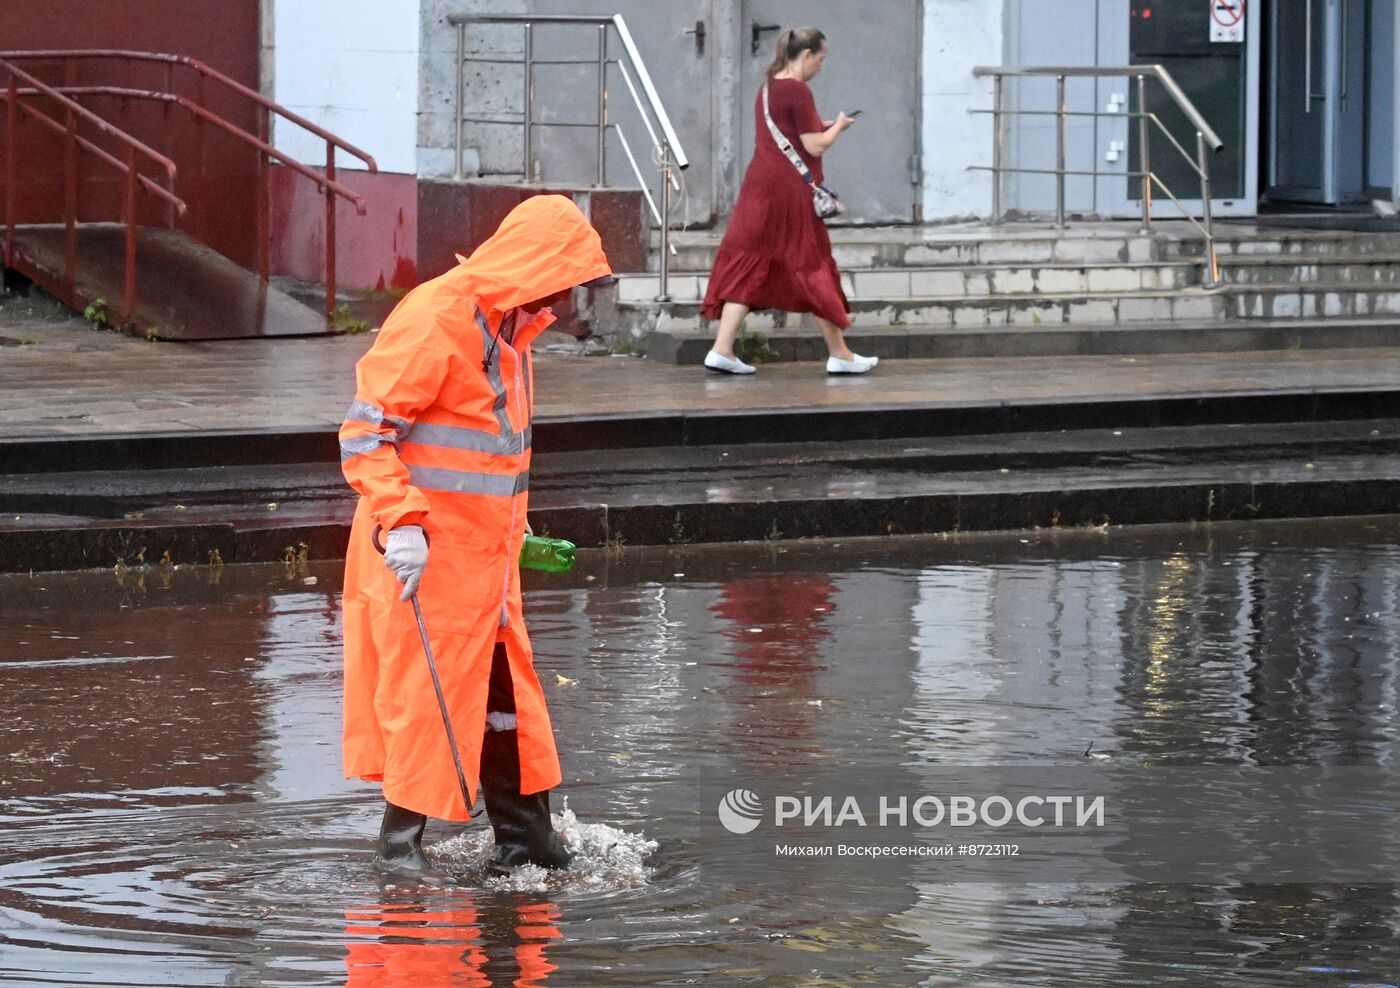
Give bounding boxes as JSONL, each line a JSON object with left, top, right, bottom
{"left": 270, "top": 0, "right": 421, "bottom": 175}
{"left": 921, "top": 0, "right": 1005, "bottom": 221}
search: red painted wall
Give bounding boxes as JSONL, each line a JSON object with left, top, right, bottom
{"left": 269, "top": 167, "right": 419, "bottom": 292}
{"left": 1, "top": 1, "right": 261, "bottom": 267}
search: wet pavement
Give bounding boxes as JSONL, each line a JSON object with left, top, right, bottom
{"left": 4, "top": 518, "right": 1400, "bottom": 986}
{"left": 9, "top": 296, "right": 1400, "bottom": 441}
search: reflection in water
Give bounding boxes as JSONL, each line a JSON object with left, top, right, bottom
{"left": 712, "top": 572, "right": 834, "bottom": 759}
{"left": 4, "top": 519, "right": 1400, "bottom": 985}
{"left": 344, "top": 896, "right": 560, "bottom": 987}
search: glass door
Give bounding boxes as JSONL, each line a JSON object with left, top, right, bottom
{"left": 1268, "top": 0, "right": 1367, "bottom": 204}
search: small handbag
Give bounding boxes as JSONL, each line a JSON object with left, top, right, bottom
{"left": 762, "top": 82, "right": 844, "bottom": 221}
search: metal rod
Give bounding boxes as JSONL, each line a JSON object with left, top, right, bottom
{"left": 972, "top": 107, "right": 1119, "bottom": 119}
{"left": 656, "top": 143, "right": 672, "bottom": 302}
{"left": 2, "top": 49, "right": 378, "bottom": 170}
{"left": 13, "top": 83, "right": 358, "bottom": 210}
{"left": 325, "top": 142, "right": 337, "bottom": 324}
{"left": 162, "top": 62, "right": 174, "bottom": 229}
{"left": 522, "top": 22, "right": 533, "bottom": 181}
{"left": 616, "top": 123, "right": 666, "bottom": 225}
{"left": 256, "top": 105, "right": 268, "bottom": 282}
{"left": 455, "top": 22, "right": 465, "bottom": 179}
{"left": 969, "top": 166, "right": 1137, "bottom": 178}
{"left": 1145, "top": 111, "right": 1211, "bottom": 179}
{"left": 5, "top": 73, "right": 15, "bottom": 269}
{"left": 1055, "top": 74, "right": 1066, "bottom": 229}
{"left": 124, "top": 145, "right": 136, "bottom": 319}
{"left": 616, "top": 60, "right": 679, "bottom": 192}
{"left": 194, "top": 73, "right": 205, "bottom": 240}
{"left": 1144, "top": 172, "right": 1214, "bottom": 243}
{"left": 1196, "top": 131, "right": 1218, "bottom": 287}
{"left": 971, "top": 166, "right": 1154, "bottom": 179}
{"left": 596, "top": 23, "right": 607, "bottom": 185}
{"left": 609, "top": 15, "right": 688, "bottom": 169}
{"left": 410, "top": 596, "right": 477, "bottom": 820}
{"left": 1137, "top": 74, "right": 1151, "bottom": 232}
{"left": 64, "top": 106, "right": 76, "bottom": 289}
{"left": 991, "top": 74, "right": 1003, "bottom": 223}
{"left": 973, "top": 64, "right": 1223, "bottom": 151}
{"left": 2, "top": 91, "right": 185, "bottom": 210}
{"left": 0, "top": 54, "right": 178, "bottom": 182}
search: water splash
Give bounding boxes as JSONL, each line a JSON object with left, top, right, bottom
{"left": 428, "top": 803, "right": 657, "bottom": 893}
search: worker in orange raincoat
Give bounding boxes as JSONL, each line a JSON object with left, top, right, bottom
{"left": 339, "top": 195, "right": 614, "bottom": 881}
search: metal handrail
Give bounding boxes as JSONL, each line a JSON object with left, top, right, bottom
{"left": 0, "top": 56, "right": 189, "bottom": 322}
{"left": 0, "top": 50, "right": 379, "bottom": 170}
{"left": 29, "top": 87, "right": 368, "bottom": 210}
{"left": 448, "top": 13, "right": 689, "bottom": 300}
{"left": 3, "top": 50, "right": 382, "bottom": 322}
{"left": 972, "top": 64, "right": 1223, "bottom": 287}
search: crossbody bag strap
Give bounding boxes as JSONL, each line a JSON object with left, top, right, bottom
{"left": 762, "top": 82, "right": 818, "bottom": 187}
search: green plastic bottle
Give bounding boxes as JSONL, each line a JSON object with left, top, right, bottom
{"left": 519, "top": 534, "right": 577, "bottom": 573}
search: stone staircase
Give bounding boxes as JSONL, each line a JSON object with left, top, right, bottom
{"left": 588, "top": 221, "right": 1400, "bottom": 363}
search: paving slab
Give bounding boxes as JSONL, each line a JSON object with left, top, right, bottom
{"left": 9, "top": 297, "right": 1400, "bottom": 446}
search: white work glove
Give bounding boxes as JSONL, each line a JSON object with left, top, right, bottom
{"left": 383, "top": 525, "right": 428, "bottom": 601}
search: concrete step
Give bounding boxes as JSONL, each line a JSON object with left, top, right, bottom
{"left": 605, "top": 279, "right": 1400, "bottom": 348}
{"left": 1217, "top": 255, "right": 1400, "bottom": 285}
{"left": 640, "top": 316, "right": 1400, "bottom": 365}
{"left": 1167, "top": 230, "right": 1400, "bottom": 259}
{"left": 652, "top": 229, "right": 1165, "bottom": 273}
{"left": 613, "top": 287, "right": 1230, "bottom": 338}
{"left": 618, "top": 262, "right": 1199, "bottom": 305}
{"left": 650, "top": 223, "right": 1400, "bottom": 273}
{"left": 623, "top": 260, "right": 1400, "bottom": 307}
{"left": 12, "top": 412, "right": 1400, "bottom": 570}
{"left": 1226, "top": 283, "right": 1400, "bottom": 319}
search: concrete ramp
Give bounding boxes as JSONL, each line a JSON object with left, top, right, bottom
{"left": 9, "top": 223, "right": 332, "bottom": 340}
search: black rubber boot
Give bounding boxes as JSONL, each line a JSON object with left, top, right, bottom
{"left": 480, "top": 728, "right": 573, "bottom": 874}
{"left": 372, "top": 800, "right": 450, "bottom": 885}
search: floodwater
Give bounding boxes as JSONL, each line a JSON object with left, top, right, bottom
{"left": 4, "top": 517, "right": 1400, "bottom": 987}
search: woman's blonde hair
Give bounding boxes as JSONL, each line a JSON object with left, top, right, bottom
{"left": 765, "top": 26, "right": 826, "bottom": 78}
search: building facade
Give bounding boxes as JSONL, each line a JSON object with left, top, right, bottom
{"left": 258, "top": 0, "right": 1400, "bottom": 286}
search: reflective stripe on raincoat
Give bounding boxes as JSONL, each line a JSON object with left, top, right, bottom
{"left": 340, "top": 195, "right": 612, "bottom": 821}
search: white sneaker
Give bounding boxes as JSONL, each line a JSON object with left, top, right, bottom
{"left": 826, "top": 353, "right": 879, "bottom": 375}
{"left": 704, "top": 350, "right": 757, "bottom": 375}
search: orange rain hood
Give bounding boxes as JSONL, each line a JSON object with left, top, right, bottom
{"left": 449, "top": 194, "right": 613, "bottom": 316}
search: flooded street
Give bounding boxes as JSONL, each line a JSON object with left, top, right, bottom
{"left": 4, "top": 518, "right": 1400, "bottom": 986}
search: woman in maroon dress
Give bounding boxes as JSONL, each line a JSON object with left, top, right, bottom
{"left": 701, "top": 27, "right": 876, "bottom": 376}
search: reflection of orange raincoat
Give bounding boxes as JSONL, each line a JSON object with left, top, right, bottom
{"left": 340, "top": 195, "right": 612, "bottom": 821}
{"left": 344, "top": 901, "right": 561, "bottom": 986}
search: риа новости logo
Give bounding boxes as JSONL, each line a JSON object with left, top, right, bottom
{"left": 717, "top": 789, "right": 763, "bottom": 834}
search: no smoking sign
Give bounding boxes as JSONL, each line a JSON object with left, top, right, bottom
{"left": 1211, "top": 0, "right": 1246, "bottom": 43}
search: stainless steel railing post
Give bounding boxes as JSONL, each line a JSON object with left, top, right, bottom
{"left": 656, "top": 141, "right": 673, "bottom": 302}
{"left": 1137, "top": 73, "right": 1151, "bottom": 233}
{"left": 596, "top": 23, "right": 607, "bottom": 184}
{"left": 455, "top": 23, "right": 465, "bottom": 180}
{"left": 1055, "top": 74, "right": 1066, "bottom": 229}
{"left": 522, "top": 22, "right": 533, "bottom": 181}
{"left": 1197, "top": 130, "right": 1218, "bottom": 287}
{"left": 991, "top": 74, "right": 1004, "bottom": 223}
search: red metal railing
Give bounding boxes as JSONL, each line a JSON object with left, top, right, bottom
{"left": 0, "top": 50, "right": 378, "bottom": 325}
{"left": 0, "top": 55, "right": 185, "bottom": 321}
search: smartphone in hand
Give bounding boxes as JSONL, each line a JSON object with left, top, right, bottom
{"left": 846, "top": 109, "right": 863, "bottom": 118}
